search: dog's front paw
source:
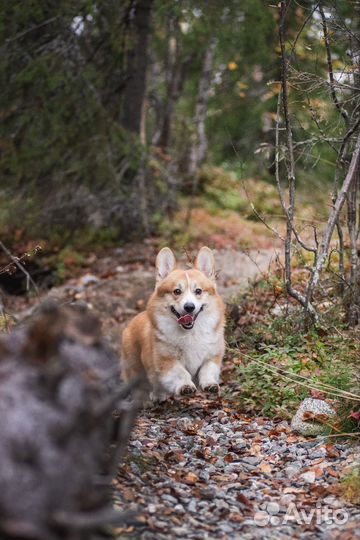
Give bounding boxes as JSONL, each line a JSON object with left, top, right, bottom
{"left": 202, "top": 383, "right": 220, "bottom": 394}
{"left": 179, "top": 383, "right": 197, "bottom": 396}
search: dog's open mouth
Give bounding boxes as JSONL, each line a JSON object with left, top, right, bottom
{"left": 171, "top": 306, "right": 203, "bottom": 330}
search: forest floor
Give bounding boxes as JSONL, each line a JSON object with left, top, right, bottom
{"left": 2, "top": 236, "right": 359, "bottom": 540}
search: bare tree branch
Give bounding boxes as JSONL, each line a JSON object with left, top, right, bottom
{"left": 305, "top": 130, "right": 360, "bottom": 309}
{"left": 0, "top": 241, "right": 40, "bottom": 296}
{"left": 318, "top": 4, "right": 349, "bottom": 125}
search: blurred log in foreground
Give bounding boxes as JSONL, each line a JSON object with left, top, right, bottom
{"left": 0, "top": 302, "right": 139, "bottom": 540}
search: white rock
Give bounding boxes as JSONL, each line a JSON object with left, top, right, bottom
{"left": 300, "top": 471, "right": 316, "bottom": 483}
{"left": 291, "top": 398, "right": 336, "bottom": 436}
{"left": 78, "top": 274, "right": 99, "bottom": 287}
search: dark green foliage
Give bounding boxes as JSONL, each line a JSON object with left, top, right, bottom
{"left": 0, "top": 1, "right": 171, "bottom": 239}
{"left": 0, "top": 1, "right": 358, "bottom": 241}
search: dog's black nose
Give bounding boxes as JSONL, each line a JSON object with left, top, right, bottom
{"left": 184, "top": 302, "right": 195, "bottom": 313}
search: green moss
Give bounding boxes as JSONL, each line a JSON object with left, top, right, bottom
{"left": 341, "top": 467, "right": 360, "bottom": 505}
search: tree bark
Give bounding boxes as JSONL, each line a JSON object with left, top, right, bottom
{"left": 187, "top": 38, "right": 216, "bottom": 177}
{"left": 121, "top": 0, "right": 154, "bottom": 135}
{"left": 153, "top": 18, "right": 189, "bottom": 150}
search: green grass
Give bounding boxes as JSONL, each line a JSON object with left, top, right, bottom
{"left": 228, "top": 283, "right": 359, "bottom": 432}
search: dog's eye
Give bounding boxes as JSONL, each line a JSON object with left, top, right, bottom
{"left": 195, "top": 288, "right": 202, "bottom": 295}
{"left": 173, "top": 288, "right": 182, "bottom": 296}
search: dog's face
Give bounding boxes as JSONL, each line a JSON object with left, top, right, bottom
{"left": 150, "top": 247, "right": 221, "bottom": 330}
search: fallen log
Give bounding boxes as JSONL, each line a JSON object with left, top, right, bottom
{"left": 0, "top": 302, "right": 138, "bottom": 540}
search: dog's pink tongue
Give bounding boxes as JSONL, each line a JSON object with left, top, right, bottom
{"left": 177, "top": 314, "right": 194, "bottom": 326}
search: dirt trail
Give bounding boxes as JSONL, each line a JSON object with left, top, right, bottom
{"left": 4, "top": 245, "right": 359, "bottom": 540}
{"left": 10, "top": 245, "right": 280, "bottom": 342}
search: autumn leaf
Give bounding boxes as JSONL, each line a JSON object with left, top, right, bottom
{"left": 325, "top": 445, "right": 340, "bottom": 459}
{"left": 259, "top": 462, "right": 272, "bottom": 474}
{"left": 184, "top": 472, "right": 199, "bottom": 485}
{"left": 236, "top": 492, "right": 253, "bottom": 509}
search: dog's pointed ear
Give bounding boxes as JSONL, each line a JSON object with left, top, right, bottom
{"left": 195, "top": 246, "right": 216, "bottom": 280}
{"left": 156, "top": 247, "right": 176, "bottom": 282}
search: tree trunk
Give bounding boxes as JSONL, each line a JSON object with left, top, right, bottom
{"left": 153, "top": 18, "right": 188, "bottom": 150}
{"left": 187, "top": 38, "right": 216, "bottom": 177}
{"left": 122, "top": 0, "right": 154, "bottom": 135}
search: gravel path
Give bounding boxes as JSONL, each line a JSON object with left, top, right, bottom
{"left": 114, "top": 395, "right": 359, "bottom": 540}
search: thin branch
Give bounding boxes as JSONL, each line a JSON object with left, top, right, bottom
{"left": 318, "top": 4, "right": 349, "bottom": 124}
{"left": 306, "top": 130, "right": 360, "bottom": 307}
{"left": 2, "top": 16, "right": 59, "bottom": 46}
{"left": 0, "top": 241, "right": 40, "bottom": 296}
{"left": 279, "top": 0, "right": 318, "bottom": 321}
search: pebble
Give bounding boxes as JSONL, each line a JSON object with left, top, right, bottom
{"left": 241, "top": 456, "right": 262, "bottom": 466}
{"left": 174, "top": 504, "right": 185, "bottom": 514}
{"left": 116, "top": 399, "right": 360, "bottom": 540}
{"left": 188, "top": 500, "right": 197, "bottom": 513}
{"left": 299, "top": 471, "right": 316, "bottom": 483}
{"left": 284, "top": 465, "right": 300, "bottom": 478}
{"left": 162, "top": 494, "right": 178, "bottom": 504}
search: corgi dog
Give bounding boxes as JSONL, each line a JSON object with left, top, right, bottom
{"left": 121, "top": 246, "right": 225, "bottom": 400}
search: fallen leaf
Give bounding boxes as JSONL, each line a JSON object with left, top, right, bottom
{"left": 326, "top": 467, "right": 339, "bottom": 478}
{"left": 184, "top": 472, "right": 199, "bottom": 485}
{"left": 284, "top": 487, "right": 305, "bottom": 494}
{"left": 250, "top": 444, "right": 262, "bottom": 456}
{"left": 229, "top": 512, "right": 245, "bottom": 522}
{"left": 286, "top": 435, "right": 300, "bottom": 443}
{"left": 259, "top": 462, "right": 272, "bottom": 474}
{"left": 325, "top": 444, "right": 340, "bottom": 459}
{"left": 236, "top": 493, "right": 253, "bottom": 509}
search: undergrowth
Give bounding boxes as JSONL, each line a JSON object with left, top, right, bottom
{"left": 227, "top": 277, "right": 359, "bottom": 436}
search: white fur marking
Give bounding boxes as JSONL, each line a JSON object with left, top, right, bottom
{"left": 199, "top": 360, "right": 220, "bottom": 389}
{"left": 160, "top": 363, "right": 195, "bottom": 395}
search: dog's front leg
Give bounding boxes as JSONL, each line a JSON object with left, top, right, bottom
{"left": 198, "top": 356, "right": 222, "bottom": 393}
{"left": 158, "top": 358, "right": 196, "bottom": 396}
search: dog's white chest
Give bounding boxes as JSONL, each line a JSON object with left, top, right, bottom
{"left": 156, "top": 313, "right": 223, "bottom": 377}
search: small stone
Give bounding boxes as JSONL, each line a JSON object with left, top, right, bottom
{"left": 218, "top": 524, "right": 234, "bottom": 533}
{"left": 215, "top": 499, "right": 229, "bottom": 511}
{"left": 234, "top": 438, "right": 247, "bottom": 449}
{"left": 174, "top": 504, "right": 185, "bottom": 514}
{"left": 199, "top": 471, "right": 210, "bottom": 482}
{"left": 172, "top": 527, "right": 188, "bottom": 536}
{"left": 162, "top": 494, "right": 178, "bottom": 504}
{"left": 177, "top": 417, "right": 194, "bottom": 431}
{"left": 299, "top": 471, "right": 316, "bottom": 483}
{"left": 200, "top": 487, "right": 216, "bottom": 500}
{"left": 241, "top": 456, "right": 262, "bottom": 466}
{"left": 267, "top": 501, "right": 280, "bottom": 515}
{"left": 78, "top": 274, "right": 99, "bottom": 287}
{"left": 279, "top": 494, "right": 296, "bottom": 506}
{"left": 284, "top": 466, "right": 300, "bottom": 479}
{"left": 323, "top": 496, "right": 343, "bottom": 508}
{"left": 148, "top": 504, "right": 157, "bottom": 514}
{"left": 188, "top": 500, "right": 197, "bottom": 513}
{"left": 131, "top": 440, "right": 143, "bottom": 449}
{"left": 308, "top": 447, "right": 327, "bottom": 459}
